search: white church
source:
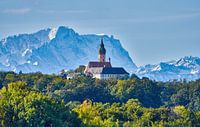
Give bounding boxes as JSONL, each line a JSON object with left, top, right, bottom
{"left": 84, "top": 38, "right": 129, "bottom": 80}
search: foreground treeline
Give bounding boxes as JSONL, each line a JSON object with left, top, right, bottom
{"left": 0, "top": 71, "right": 199, "bottom": 127}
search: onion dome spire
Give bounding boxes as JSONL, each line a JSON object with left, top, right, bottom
{"left": 98, "top": 38, "right": 106, "bottom": 55}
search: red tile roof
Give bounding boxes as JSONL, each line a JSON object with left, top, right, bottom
{"left": 88, "top": 61, "right": 112, "bottom": 68}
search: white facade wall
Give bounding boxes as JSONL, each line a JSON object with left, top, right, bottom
{"left": 93, "top": 74, "right": 101, "bottom": 79}
{"left": 84, "top": 66, "right": 129, "bottom": 80}
{"left": 100, "top": 74, "right": 128, "bottom": 80}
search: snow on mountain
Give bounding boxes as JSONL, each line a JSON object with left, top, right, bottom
{"left": 48, "top": 28, "right": 58, "bottom": 40}
{"left": 136, "top": 56, "right": 200, "bottom": 81}
{"left": 22, "top": 48, "right": 32, "bottom": 57}
{"left": 0, "top": 26, "right": 137, "bottom": 74}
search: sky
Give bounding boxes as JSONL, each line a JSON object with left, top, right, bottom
{"left": 0, "top": 0, "right": 200, "bottom": 66}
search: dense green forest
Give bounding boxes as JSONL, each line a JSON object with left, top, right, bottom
{"left": 0, "top": 71, "right": 199, "bottom": 127}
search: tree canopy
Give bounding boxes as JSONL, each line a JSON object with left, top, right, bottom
{"left": 0, "top": 71, "right": 199, "bottom": 126}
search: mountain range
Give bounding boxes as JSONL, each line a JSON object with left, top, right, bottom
{"left": 0, "top": 26, "right": 136, "bottom": 74}
{"left": 0, "top": 26, "right": 199, "bottom": 81}
{"left": 136, "top": 56, "right": 200, "bottom": 81}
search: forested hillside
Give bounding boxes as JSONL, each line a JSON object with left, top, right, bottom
{"left": 0, "top": 71, "right": 199, "bottom": 126}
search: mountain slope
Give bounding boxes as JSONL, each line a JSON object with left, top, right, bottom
{"left": 136, "top": 56, "right": 200, "bottom": 81}
{"left": 0, "top": 26, "right": 137, "bottom": 73}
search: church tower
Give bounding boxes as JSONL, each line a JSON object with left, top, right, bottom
{"left": 98, "top": 38, "right": 106, "bottom": 62}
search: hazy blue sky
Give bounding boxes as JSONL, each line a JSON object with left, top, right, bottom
{"left": 0, "top": 0, "right": 200, "bottom": 66}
